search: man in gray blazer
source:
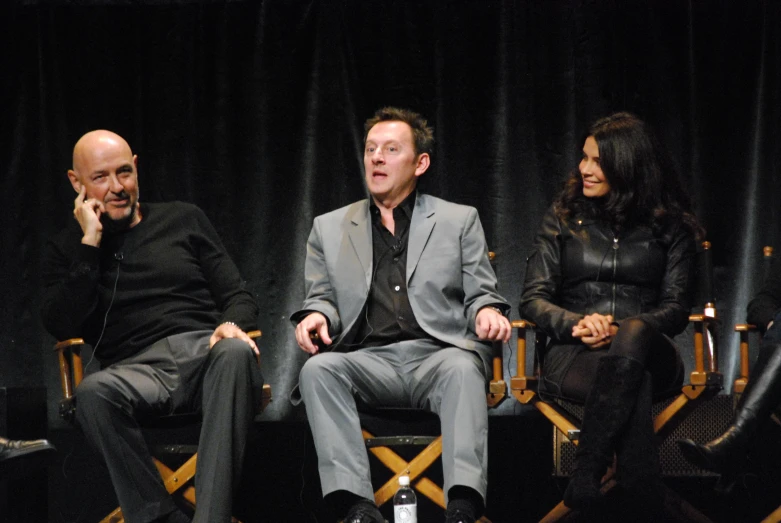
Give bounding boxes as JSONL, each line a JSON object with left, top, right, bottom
{"left": 292, "top": 107, "right": 510, "bottom": 523}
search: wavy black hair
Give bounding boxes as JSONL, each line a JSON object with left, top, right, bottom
{"left": 554, "top": 112, "right": 703, "bottom": 240}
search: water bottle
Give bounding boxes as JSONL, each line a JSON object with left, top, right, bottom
{"left": 393, "top": 475, "right": 417, "bottom": 523}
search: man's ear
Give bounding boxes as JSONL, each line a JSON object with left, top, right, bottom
{"left": 414, "top": 153, "right": 430, "bottom": 177}
{"left": 67, "top": 169, "right": 82, "bottom": 194}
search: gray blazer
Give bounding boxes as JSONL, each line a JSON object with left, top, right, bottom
{"left": 292, "top": 193, "right": 509, "bottom": 376}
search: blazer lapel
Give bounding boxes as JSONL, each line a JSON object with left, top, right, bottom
{"left": 347, "top": 200, "right": 373, "bottom": 289}
{"left": 407, "top": 194, "right": 436, "bottom": 284}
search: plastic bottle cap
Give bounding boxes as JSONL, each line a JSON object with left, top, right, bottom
{"left": 399, "top": 475, "right": 410, "bottom": 486}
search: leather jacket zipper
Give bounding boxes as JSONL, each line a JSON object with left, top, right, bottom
{"left": 611, "top": 236, "right": 619, "bottom": 317}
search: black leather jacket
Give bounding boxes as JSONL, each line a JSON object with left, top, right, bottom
{"left": 520, "top": 206, "right": 697, "bottom": 345}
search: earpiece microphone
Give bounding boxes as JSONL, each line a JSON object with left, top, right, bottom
{"left": 114, "top": 252, "right": 124, "bottom": 262}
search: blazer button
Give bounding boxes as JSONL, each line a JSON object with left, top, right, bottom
{"left": 394, "top": 285, "right": 400, "bottom": 291}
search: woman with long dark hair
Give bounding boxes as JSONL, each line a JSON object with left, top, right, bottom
{"left": 520, "top": 112, "right": 703, "bottom": 510}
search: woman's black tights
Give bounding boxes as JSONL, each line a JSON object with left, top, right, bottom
{"left": 561, "top": 317, "right": 683, "bottom": 402}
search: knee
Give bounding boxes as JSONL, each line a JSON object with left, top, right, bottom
{"left": 210, "top": 338, "right": 256, "bottom": 368}
{"left": 440, "top": 350, "right": 483, "bottom": 382}
{"left": 74, "top": 373, "right": 122, "bottom": 421}
{"left": 616, "top": 318, "right": 654, "bottom": 342}
{"left": 299, "top": 354, "right": 341, "bottom": 396}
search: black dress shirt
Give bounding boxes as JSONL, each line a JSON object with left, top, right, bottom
{"left": 353, "top": 191, "right": 434, "bottom": 347}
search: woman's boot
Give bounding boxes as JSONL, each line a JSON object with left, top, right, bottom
{"left": 678, "top": 341, "right": 781, "bottom": 475}
{"left": 615, "top": 372, "right": 669, "bottom": 519}
{"left": 563, "top": 355, "right": 647, "bottom": 510}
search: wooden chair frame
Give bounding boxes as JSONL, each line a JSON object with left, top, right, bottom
{"left": 510, "top": 241, "right": 723, "bottom": 522}
{"left": 55, "top": 331, "right": 271, "bottom": 523}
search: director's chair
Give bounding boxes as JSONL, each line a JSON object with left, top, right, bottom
{"left": 732, "top": 246, "right": 781, "bottom": 523}
{"left": 54, "top": 331, "right": 272, "bottom": 523}
{"left": 511, "top": 240, "right": 723, "bottom": 522}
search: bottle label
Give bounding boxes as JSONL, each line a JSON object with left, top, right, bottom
{"left": 394, "top": 503, "right": 417, "bottom": 523}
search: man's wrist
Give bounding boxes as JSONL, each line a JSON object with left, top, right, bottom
{"left": 81, "top": 235, "right": 101, "bottom": 247}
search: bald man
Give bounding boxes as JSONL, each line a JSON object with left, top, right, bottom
{"left": 41, "top": 131, "right": 264, "bottom": 523}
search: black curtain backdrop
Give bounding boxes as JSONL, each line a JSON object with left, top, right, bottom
{"left": 2, "top": 0, "right": 781, "bottom": 426}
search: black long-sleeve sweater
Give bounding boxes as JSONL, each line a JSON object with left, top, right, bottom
{"left": 41, "top": 201, "right": 258, "bottom": 366}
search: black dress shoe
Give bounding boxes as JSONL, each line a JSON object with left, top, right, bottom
{"left": 445, "top": 498, "right": 476, "bottom": 523}
{"left": 445, "top": 508, "right": 474, "bottom": 523}
{"left": 0, "top": 437, "right": 57, "bottom": 478}
{"left": 343, "top": 500, "right": 386, "bottom": 523}
{"left": 0, "top": 437, "right": 56, "bottom": 463}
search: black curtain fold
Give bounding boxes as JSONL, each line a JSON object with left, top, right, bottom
{"left": 2, "top": 0, "right": 781, "bottom": 424}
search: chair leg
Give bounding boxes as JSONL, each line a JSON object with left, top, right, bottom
{"left": 363, "top": 429, "right": 446, "bottom": 509}
{"left": 763, "top": 505, "right": 781, "bottom": 523}
{"left": 101, "top": 454, "right": 199, "bottom": 523}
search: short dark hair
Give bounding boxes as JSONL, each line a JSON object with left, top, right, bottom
{"left": 555, "top": 112, "right": 703, "bottom": 239}
{"left": 364, "top": 107, "right": 434, "bottom": 156}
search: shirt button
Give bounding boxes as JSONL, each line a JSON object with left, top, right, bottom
{"left": 393, "top": 257, "right": 400, "bottom": 262}
{"left": 394, "top": 285, "right": 400, "bottom": 291}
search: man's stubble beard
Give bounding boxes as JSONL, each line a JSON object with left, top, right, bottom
{"left": 101, "top": 200, "right": 139, "bottom": 234}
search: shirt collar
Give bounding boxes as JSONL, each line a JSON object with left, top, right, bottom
{"left": 369, "top": 189, "right": 417, "bottom": 222}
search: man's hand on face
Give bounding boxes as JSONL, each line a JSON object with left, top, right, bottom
{"left": 475, "top": 306, "right": 511, "bottom": 343}
{"left": 295, "top": 312, "right": 332, "bottom": 355}
{"left": 74, "top": 186, "right": 105, "bottom": 247}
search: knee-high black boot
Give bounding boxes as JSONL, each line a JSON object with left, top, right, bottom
{"left": 563, "top": 355, "right": 647, "bottom": 510}
{"left": 615, "top": 372, "right": 671, "bottom": 519}
{"left": 678, "top": 341, "right": 781, "bottom": 475}
{"left": 616, "top": 372, "right": 658, "bottom": 487}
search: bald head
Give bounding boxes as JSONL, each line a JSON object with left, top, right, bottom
{"left": 72, "top": 130, "right": 133, "bottom": 175}
{"left": 68, "top": 129, "right": 141, "bottom": 228}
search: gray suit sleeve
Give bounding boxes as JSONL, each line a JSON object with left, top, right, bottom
{"left": 290, "top": 218, "right": 342, "bottom": 335}
{"left": 461, "top": 207, "right": 510, "bottom": 330}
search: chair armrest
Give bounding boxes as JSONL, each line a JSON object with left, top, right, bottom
{"left": 245, "top": 330, "right": 272, "bottom": 411}
{"left": 688, "top": 313, "right": 721, "bottom": 381}
{"left": 733, "top": 323, "right": 758, "bottom": 394}
{"left": 509, "top": 320, "right": 541, "bottom": 404}
{"left": 54, "top": 338, "right": 86, "bottom": 400}
{"left": 487, "top": 350, "right": 506, "bottom": 408}
{"left": 510, "top": 320, "right": 536, "bottom": 378}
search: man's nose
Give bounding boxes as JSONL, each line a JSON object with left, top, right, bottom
{"left": 108, "top": 174, "right": 123, "bottom": 192}
{"left": 371, "top": 150, "right": 385, "bottom": 164}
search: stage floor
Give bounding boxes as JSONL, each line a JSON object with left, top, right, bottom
{"left": 34, "top": 408, "right": 781, "bottom": 523}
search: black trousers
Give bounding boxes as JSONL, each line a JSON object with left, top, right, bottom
{"left": 75, "top": 330, "right": 264, "bottom": 523}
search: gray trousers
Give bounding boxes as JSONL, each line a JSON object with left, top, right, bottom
{"left": 299, "top": 340, "right": 489, "bottom": 504}
{"left": 75, "top": 331, "right": 264, "bottom": 523}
